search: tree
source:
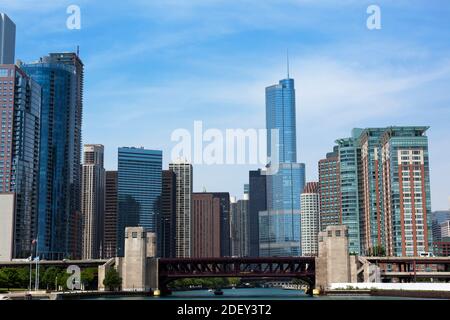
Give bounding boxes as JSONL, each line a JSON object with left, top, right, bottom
{"left": 41, "top": 267, "right": 60, "bottom": 291}
{"left": 81, "top": 268, "right": 98, "bottom": 290}
{"left": 57, "top": 270, "right": 70, "bottom": 291}
{"left": 227, "top": 277, "right": 240, "bottom": 287}
{"left": 371, "top": 245, "right": 386, "bottom": 257}
{"left": 0, "top": 269, "right": 8, "bottom": 290}
{"left": 103, "top": 268, "right": 122, "bottom": 292}
{"left": 1, "top": 268, "right": 19, "bottom": 290}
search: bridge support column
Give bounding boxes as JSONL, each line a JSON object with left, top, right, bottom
{"left": 316, "top": 225, "right": 353, "bottom": 291}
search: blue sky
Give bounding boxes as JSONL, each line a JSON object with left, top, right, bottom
{"left": 2, "top": 0, "right": 450, "bottom": 209}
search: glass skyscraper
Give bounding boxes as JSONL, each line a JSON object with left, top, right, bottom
{"left": 0, "top": 65, "right": 41, "bottom": 259}
{"left": 260, "top": 77, "right": 306, "bottom": 257}
{"left": 117, "top": 147, "right": 162, "bottom": 256}
{"left": 336, "top": 128, "right": 363, "bottom": 255}
{"left": 22, "top": 54, "right": 82, "bottom": 260}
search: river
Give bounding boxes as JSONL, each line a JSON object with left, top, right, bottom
{"left": 88, "top": 288, "right": 425, "bottom": 300}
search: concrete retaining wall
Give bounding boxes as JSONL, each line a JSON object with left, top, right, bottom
{"left": 330, "top": 282, "right": 450, "bottom": 291}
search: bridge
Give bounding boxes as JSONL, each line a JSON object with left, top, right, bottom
{"left": 158, "top": 257, "right": 316, "bottom": 293}
{"left": 365, "top": 257, "right": 450, "bottom": 282}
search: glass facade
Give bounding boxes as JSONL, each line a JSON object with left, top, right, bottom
{"left": 261, "top": 78, "right": 305, "bottom": 257}
{"left": 0, "top": 65, "right": 40, "bottom": 259}
{"left": 22, "top": 61, "right": 78, "bottom": 260}
{"left": 330, "top": 127, "right": 433, "bottom": 257}
{"left": 117, "top": 147, "right": 162, "bottom": 256}
{"left": 248, "top": 169, "right": 266, "bottom": 257}
{"left": 336, "top": 129, "right": 363, "bottom": 255}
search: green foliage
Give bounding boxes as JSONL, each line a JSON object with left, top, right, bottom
{"left": 41, "top": 267, "right": 60, "bottom": 290}
{"left": 81, "top": 268, "right": 98, "bottom": 290}
{"left": 228, "top": 277, "right": 240, "bottom": 286}
{"left": 169, "top": 277, "right": 239, "bottom": 289}
{"left": 369, "top": 245, "right": 386, "bottom": 257}
{"left": 57, "top": 269, "right": 70, "bottom": 291}
{"left": 103, "top": 268, "right": 122, "bottom": 291}
{"left": 0, "top": 268, "right": 20, "bottom": 290}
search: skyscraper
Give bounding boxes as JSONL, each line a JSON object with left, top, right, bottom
{"left": 0, "top": 65, "right": 41, "bottom": 259}
{"left": 249, "top": 169, "right": 266, "bottom": 257}
{"left": 336, "top": 129, "right": 364, "bottom": 255}
{"left": 81, "top": 144, "right": 105, "bottom": 259}
{"left": 261, "top": 76, "right": 306, "bottom": 257}
{"left": 318, "top": 146, "right": 341, "bottom": 231}
{"left": 160, "top": 170, "right": 177, "bottom": 258}
{"left": 22, "top": 52, "right": 83, "bottom": 260}
{"left": 212, "top": 192, "right": 231, "bottom": 257}
{"left": 327, "top": 126, "right": 433, "bottom": 257}
{"left": 360, "top": 128, "right": 386, "bottom": 252}
{"left": 46, "top": 53, "right": 84, "bottom": 258}
{"left": 231, "top": 193, "right": 250, "bottom": 257}
{"left": 104, "top": 171, "right": 118, "bottom": 258}
{"left": 169, "top": 160, "right": 193, "bottom": 258}
{"left": 191, "top": 193, "right": 221, "bottom": 258}
{"left": 380, "top": 127, "right": 432, "bottom": 256}
{"left": 117, "top": 147, "right": 162, "bottom": 257}
{"left": 0, "top": 13, "right": 15, "bottom": 64}
{"left": 301, "top": 182, "right": 320, "bottom": 257}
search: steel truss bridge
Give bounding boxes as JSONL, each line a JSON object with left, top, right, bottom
{"left": 158, "top": 257, "right": 316, "bottom": 293}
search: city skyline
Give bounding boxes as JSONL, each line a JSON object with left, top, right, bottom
{"left": 2, "top": 1, "right": 449, "bottom": 210}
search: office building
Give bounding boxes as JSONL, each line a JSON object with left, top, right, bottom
{"left": 301, "top": 182, "right": 320, "bottom": 256}
{"left": 231, "top": 193, "right": 250, "bottom": 257}
{"left": 318, "top": 147, "right": 341, "bottom": 231}
{"left": 230, "top": 197, "right": 238, "bottom": 255}
{"left": 22, "top": 52, "right": 83, "bottom": 260}
{"left": 191, "top": 193, "right": 221, "bottom": 258}
{"left": 160, "top": 170, "right": 177, "bottom": 258}
{"left": 117, "top": 147, "right": 162, "bottom": 256}
{"left": 248, "top": 169, "right": 266, "bottom": 257}
{"left": 81, "top": 144, "right": 105, "bottom": 259}
{"left": 441, "top": 221, "right": 450, "bottom": 239}
{"left": 433, "top": 237, "right": 450, "bottom": 257}
{"left": 169, "top": 160, "right": 193, "bottom": 258}
{"left": 0, "top": 13, "right": 15, "bottom": 64}
{"left": 261, "top": 76, "right": 305, "bottom": 257}
{"left": 432, "top": 211, "right": 450, "bottom": 243}
{"left": 212, "top": 192, "right": 231, "bottom": 256}
{"left": 104, "top": 171, "right": 118, "bottom": 258}
{"left": 0, "top": 64, "right": 41, "bottom": 259}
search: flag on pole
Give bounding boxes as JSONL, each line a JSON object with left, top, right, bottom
{"left": 33, "top": 256, "right": 40, "bottom": 262}
{"left": 27, "top": 256, "right": 32, "bottom": 262}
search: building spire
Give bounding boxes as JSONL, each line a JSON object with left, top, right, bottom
{"left": 287, "top": 49, "right": 290, "bottom": 79}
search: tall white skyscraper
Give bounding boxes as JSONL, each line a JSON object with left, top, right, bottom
{"left": 0, "top": 13, "right": 16, "bottom": 64}
{"left": 169, "top": 160, "right": 193, "bottom": 258}
{"left": 81, "top": 144, "right": 105, "bottom": 259}
{"left": 301, "top": 182, "right": 320, "bottom": 257}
